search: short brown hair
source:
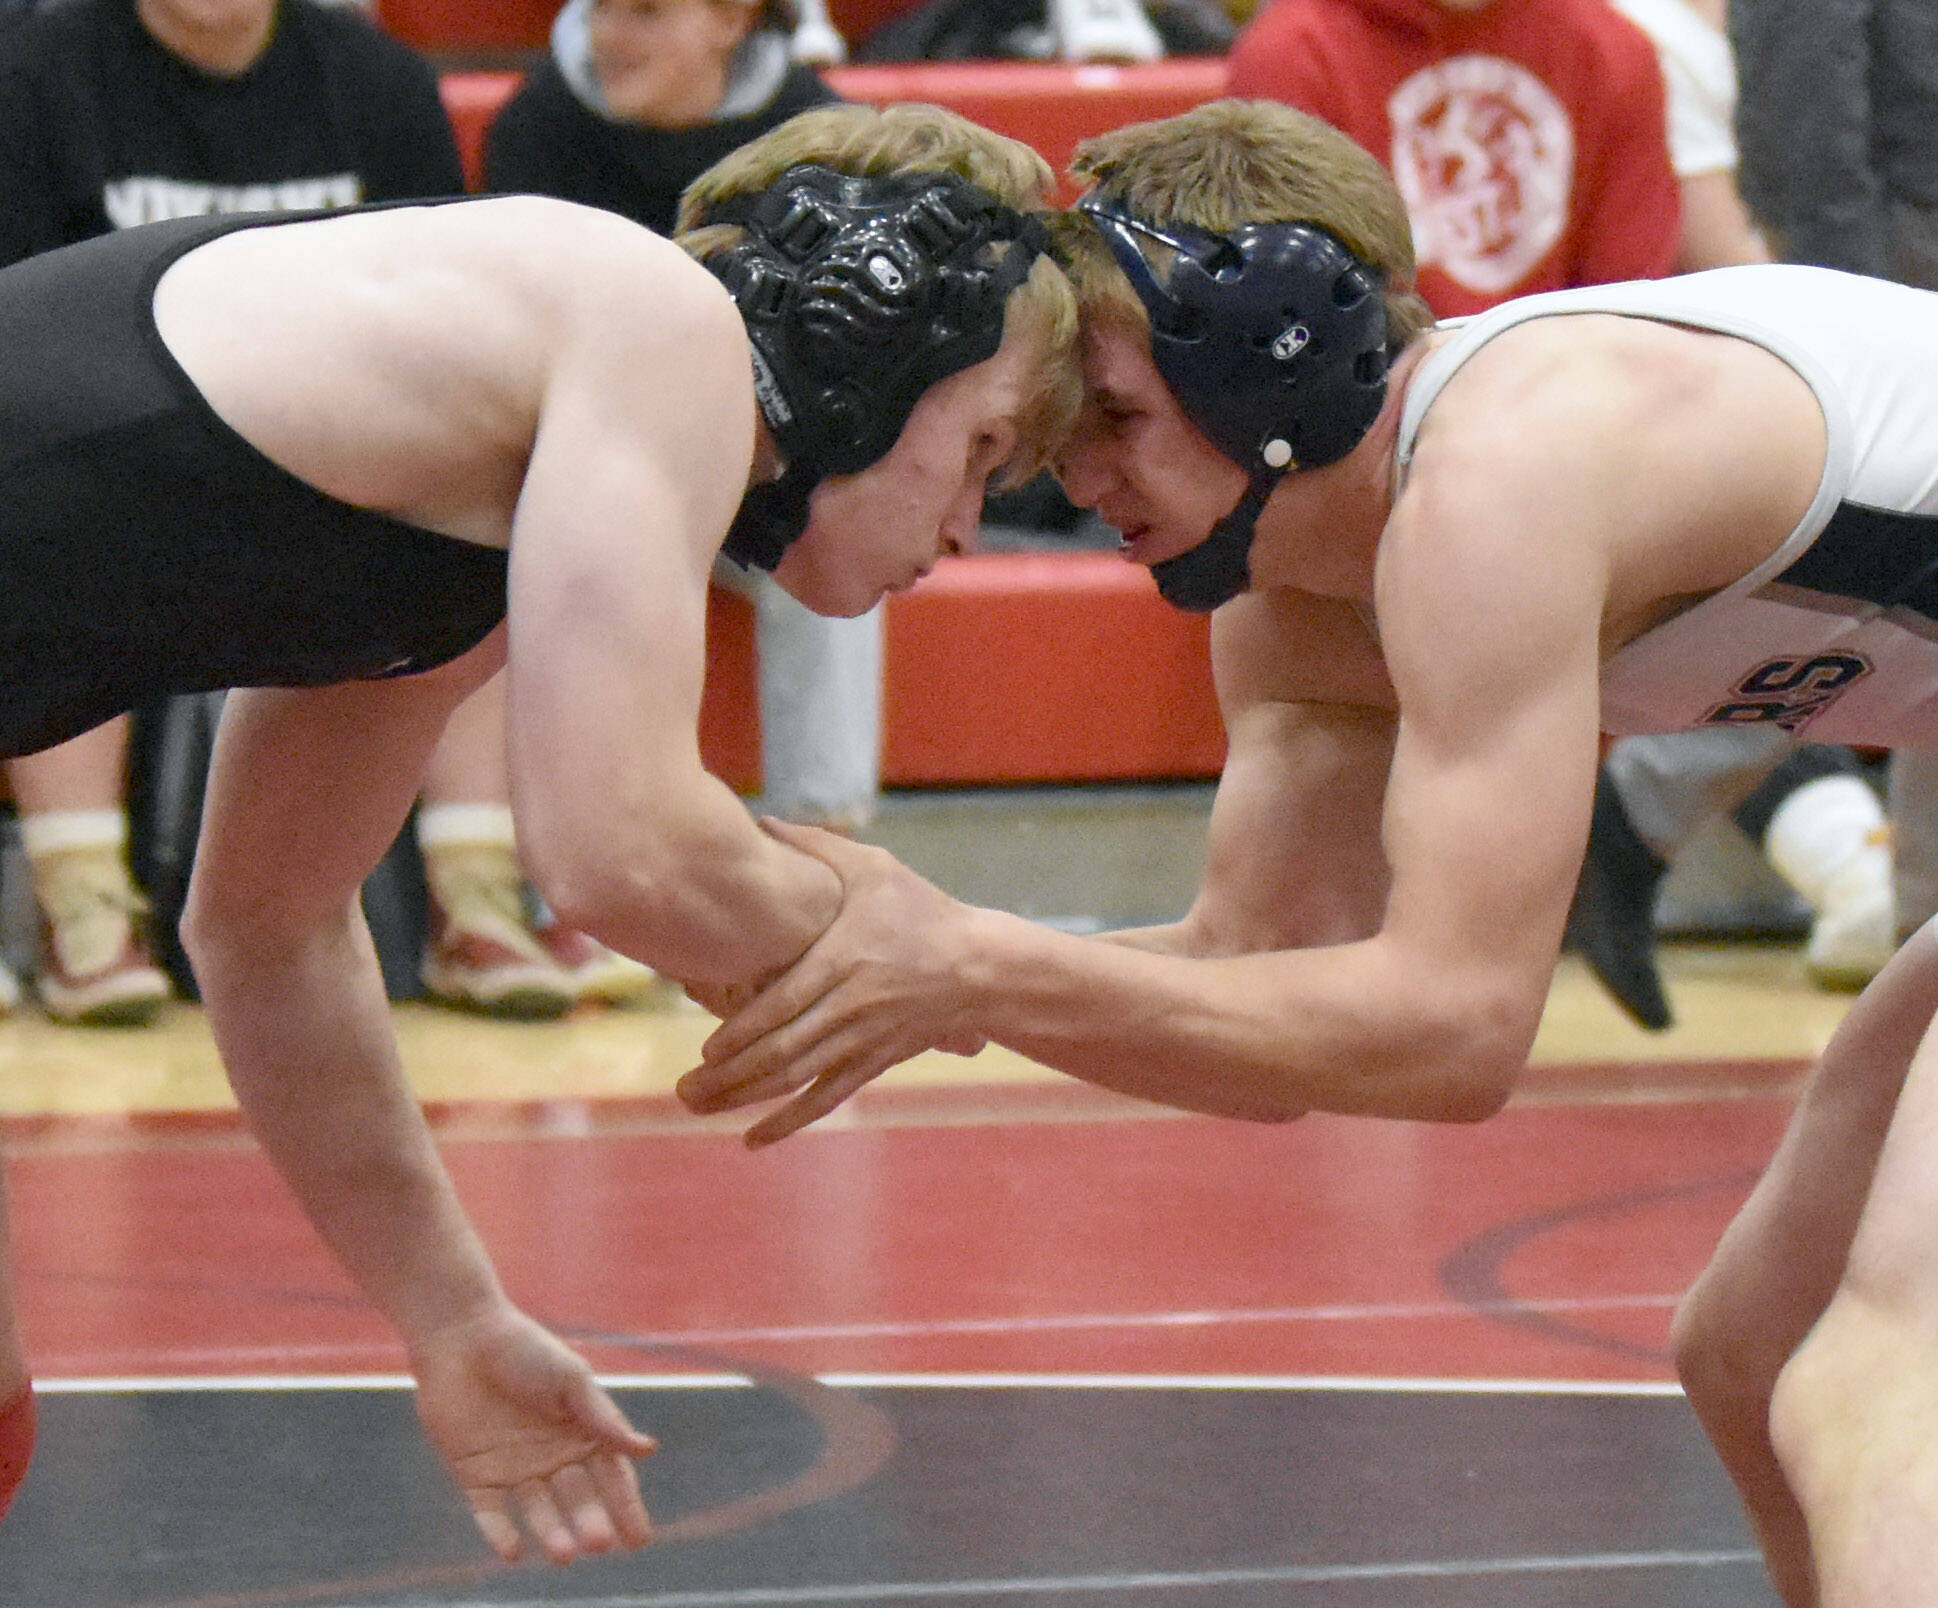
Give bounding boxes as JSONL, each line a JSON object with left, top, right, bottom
{"left": 676, "top": 102, "right": 1083, "bottom": 482}
{"left": 1055, "top": 98, "right": 1433, "bottom": 352}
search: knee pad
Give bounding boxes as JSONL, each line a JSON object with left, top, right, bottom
{"left": 0, "top": 1383, "right": 35, "bottom": 1520}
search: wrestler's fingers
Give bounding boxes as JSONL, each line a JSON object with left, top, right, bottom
{"left": 587, "top": 1450, "right": 654, "bottom": 1550}
{"left": 467, "top": 1485, "right": 525, "bottom": 1563}
{"left": 746, "top": 1053, "right": 905, "bottom": 1148}
{"left": 694, "top": 999, "right": 883, "bottom": 1112}
{"left": 548, "top": 1463, "right": 617, "bottom": 1555}
{"left": 687, "top": 983, "right": 868, "bottom": 1107}
{"left": 514, "top": 1477, "right": 579, "bottom": 1566}
{"left": 564, "top": 1368, "right": 658, "bottom": 1462}
{"left": 697, "top": 956, "right": 843, "bottom": 1068}
{"left": 758, "top": 816, "right": 890, "bottom": 874}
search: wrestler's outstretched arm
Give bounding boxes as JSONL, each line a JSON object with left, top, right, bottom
{"left": 497, "top": 248, "right": 841, "bottom": 1002}
{"left": 682, "top": 587, "right": 1404, "bottom": 1141}
{"left": 184, "top": 637, "right": 655, "bottom": 1566}
{"left": 684, "top": 420, "right": 1612, "bottom": 1141}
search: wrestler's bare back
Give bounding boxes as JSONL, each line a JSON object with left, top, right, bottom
{"left": 150, "top": 196, "right": 756, "bottom": 552}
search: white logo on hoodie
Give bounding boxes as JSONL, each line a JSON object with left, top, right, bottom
{"left": 1387, "top": 55, "right": 1573, "bottom": 295}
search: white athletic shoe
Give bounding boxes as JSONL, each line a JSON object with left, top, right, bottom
{"left": 1766, "top": 776, "right": 1898, "bottom": 992}
{"left": 1050, "top": 0, "right": 1164, "bottom": 61}
{"left": 32, "top": 847, "right": 172, "bottom": 1027}
{"left": 0, "top": 958, "right": 19, "bottom": 1017}
{"left": 1805, "top": 842, "right": 1898, "bottom": 991}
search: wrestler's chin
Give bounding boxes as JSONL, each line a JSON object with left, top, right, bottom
{"left": 770, "top": 550, "right": 883, "bottom": 618}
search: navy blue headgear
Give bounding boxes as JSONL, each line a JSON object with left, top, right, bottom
{"left": 701, "top": 164, "right": 1050, "bottom": 570}
{"left": 1078, "top": 196, "right": 1390, "bottom": 610}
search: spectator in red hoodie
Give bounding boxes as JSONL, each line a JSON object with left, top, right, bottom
{"left": 1228, "top": 0, "right": 1680, "bottom": 315}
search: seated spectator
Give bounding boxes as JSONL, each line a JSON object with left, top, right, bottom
{"left": 854, "top": 0, "right": 1231, "bottom": 62}
{"left": 1230, "top": 0, "right": 1681, "bottom": 309}
{"left": 1567, "top": 0, "right": 1893, "bottom": 1024}
{"left": 0, "top": 0, "right": 645, "bottom": 1021}
{"left": 485, "top": 0, "right": 888, "bottom": 839}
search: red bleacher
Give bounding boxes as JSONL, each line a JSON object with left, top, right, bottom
{"left": 436, "top": 61, "right": 1228, "bottom": 196}
{"left": 433, "top": 56, "right": 1231, "bottom": 788}
{"left": 378, "top": 0, "right": 933, "bottom": 57}
{"left": 375, "top": 0, "right": 562, "bottom": 55}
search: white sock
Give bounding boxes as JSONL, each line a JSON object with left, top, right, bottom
{"left": 18, "top": 809, "right": 126, "bottom": 861}
{"left": 1764, "top": 775, "right": 1889, "bottom": 910}
{"left": 416, "top": 803, "right": 516, "bottom": 853}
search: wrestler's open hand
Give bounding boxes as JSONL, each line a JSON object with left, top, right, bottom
{"left": 410, "top": 1305, "right": 656, "bottom": 1565}
{"left": 678, "top": 819, "right": 990, "bottom": 1145}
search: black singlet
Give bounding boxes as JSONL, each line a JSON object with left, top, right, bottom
{"left": 0, "top": 205, "right": 509, "bottom": 759}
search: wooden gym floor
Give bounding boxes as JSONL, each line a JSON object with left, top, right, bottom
{"left": 0, "top": 785, "right": 1839, "bottom": 1607}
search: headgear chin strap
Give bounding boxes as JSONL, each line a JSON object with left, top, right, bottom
{"left": 1078, "top": 196, "right": 1390, "bottom": 611}
{"left": 702, "top": 163, "right": 1049, "bottom": 571}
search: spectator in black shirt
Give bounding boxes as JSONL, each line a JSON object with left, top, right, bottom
{"left": 0, "top": 0, "right": 651, "bottom": 1023}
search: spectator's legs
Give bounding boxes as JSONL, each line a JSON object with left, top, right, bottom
{"left": 745, "top": 568, "right": 883, "bottom": 832}
{"left": 1607, "top": 727, "right": 1793, "bottom": 854}
{"left": 416, "top": 673, "right": 572, "bottom": 1018}
{"left": 417, "top": 673, "right": 655, "bottom": 1015}
{"left": 1578, "top": 732, "right": 1889, "bottom": 1028}
{"left": 1570, "top": 727, "right": 1791, "bottom": 1030}
{"left": 1888, "top": 749, "right": 1938, "bottom": 936}
{"left": 7, "top": 719, "right": 172, "bottom": 1026}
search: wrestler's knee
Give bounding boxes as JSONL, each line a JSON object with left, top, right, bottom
{"left": 1672, "top": 1246, "right": 1790, "bottom": 1417}
{"left": 0, "top": 1382, "right": 35, "bottom": 1520}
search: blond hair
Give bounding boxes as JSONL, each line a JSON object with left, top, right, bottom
{"left": 677, "top": 102, "right": 1082, "bottom": 483}
{"left": 1055, "top": 98, "right": 1433, "bottom": 351}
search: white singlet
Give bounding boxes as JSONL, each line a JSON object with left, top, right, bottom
{"left": 1396, "top": 264, "right": 1938, "bottom": 747}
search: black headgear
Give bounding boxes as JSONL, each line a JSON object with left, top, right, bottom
{"left": 1078, "top": 197, "right": 1390, "bottom": 610}
{"left": 702, "top": 164, "right": 1050, "bottom": 570}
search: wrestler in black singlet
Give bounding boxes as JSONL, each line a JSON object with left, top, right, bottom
{"left": 0, "top": 205, "right": 508, "bottom": 759}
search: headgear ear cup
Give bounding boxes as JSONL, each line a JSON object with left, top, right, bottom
{"left": 0, "top": 1383, "right": 35, "bottom": 1520}
{"left": 703, "top": 165, "right": 1050, "bottom": 570}
{"left": 1078, "top": 197, "right": 1390, "bottom": 610}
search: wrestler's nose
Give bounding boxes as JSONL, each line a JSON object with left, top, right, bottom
{"left": 1053, "top": 427, "right": 1116, "bottom": 509}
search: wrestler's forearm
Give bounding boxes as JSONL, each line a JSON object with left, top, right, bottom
{"left": 193, "top": 909, "right": 509, "bottom": 1344}
{"left": 962, "top": 911, "right": 1525, "bottom": 1123}
{"left": 1100, "top": 921, "right": 1196, "bottom": 955}
{"left": 530, "top": 774, "right": 842, "bottom": 995}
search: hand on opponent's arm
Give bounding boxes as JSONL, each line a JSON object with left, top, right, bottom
{"left": 679, "top": 820, "right": 994, "bottom": 1145}
{"left": 681, "top": 592, "right": 1402, "bottom": 1144}
{"left": 686, "top": 454, "right": 1612, "bottom": 1142}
